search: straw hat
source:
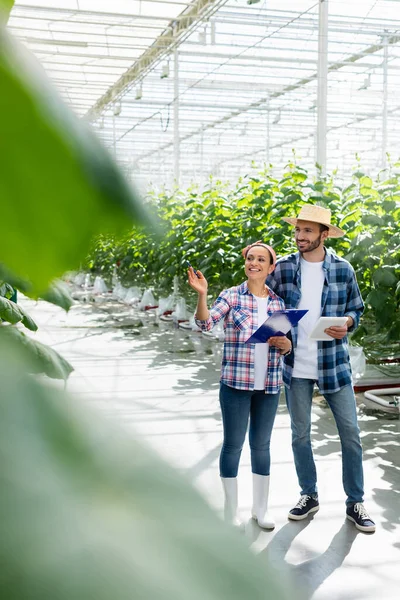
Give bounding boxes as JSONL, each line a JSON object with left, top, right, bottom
{"left": 282, "top": 204, "right": 344, "bottom": 238}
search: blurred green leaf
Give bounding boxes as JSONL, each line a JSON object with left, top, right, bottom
{"left": 20, "top": 309, "right": 38, "bottom": 332}
{"left": 363, "top": 214, "right": 384, "bottom": 227}
{"left": 0, "top": 29, "right": 156, "bottom": 293}
{"left": 0, "top": 263, "right": 31, "bottom": 293}
{"left": 359, "top": 175, "right": 373, "bottom": 188}
{"left": 0, "top": 280, "right": 14, "bottom": 299}
{"left": 0, "top": 265, "right": 73, "bottom": 311}
{"left": 339, "top": 208, "right": 361, "bottom": 227}
{"left": 41, "top": 281, "right": 73, "bottom": 312}
{"left": 0, "top": 326, "right": 73, "bottom": 379}
{"left": 372, "top": 266, "right": 398, "bottom": 287}
{"left": 0, "top": 347, "right": 292, "bottom": 600}
{"left": 0, "top": 295, "right": 24, "bottom": 324}
{"left": 365, "top": 289, "right": 386, "bottom": 311}
{"left": 0, "top": 0, "right": 13, "bottom": 23}
{"left": 0, "top": 297, "right": 38, "bottom": 331}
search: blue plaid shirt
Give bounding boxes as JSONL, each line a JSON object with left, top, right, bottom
{"left": 266, "top": 249, "right": 364, "bottom": 394}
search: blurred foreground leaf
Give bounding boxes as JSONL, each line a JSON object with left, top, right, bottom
{"left": 0, "top": 296, "right": 24, "bottom": 324}
{"left": 0, "top": 296, "right": 37, "bottom": 330}
{"left": 0, "top": 263, "right": 30, "bottom": 293}
{"left": 0, "top": 27, "right": 156, "bottom": 293}
{"left": 0, "top": 265, "right": 73, "bottom": 311}
{"left": 41, "top": 280, "right": 73, "bottom": 312}
{"left": 0, "top": 0, "right": 13, "bottom": 23}
{"left": 0, "top": 326, "right": 73, "bottom": 380}
{"left": 0, "top": 347, "right": 293, "bottom": 600}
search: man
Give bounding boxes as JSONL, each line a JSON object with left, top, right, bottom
{"left": 266, "top": 204, "right": 375, "bottom": 533}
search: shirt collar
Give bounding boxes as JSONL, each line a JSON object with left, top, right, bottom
{"left": 240, "top": 280, "right": 280, "bottom": 300}
{"left": 295, "top": 247, "right": 333, "bottom": 271}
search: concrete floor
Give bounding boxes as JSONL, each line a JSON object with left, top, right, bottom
{"left": 21, "top": 294, "right": 400, "bottom": 600}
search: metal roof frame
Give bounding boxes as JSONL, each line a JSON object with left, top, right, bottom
{"left": 9, "top": 0, "right": 400, "bottom": 189}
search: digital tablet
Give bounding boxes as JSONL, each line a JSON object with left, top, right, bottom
{"left": 308, "top": 316, "right": 348, "bottom": 341}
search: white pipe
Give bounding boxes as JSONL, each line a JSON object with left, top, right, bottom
{"left": 364, "top": 387, "right": 400, "bottom": 409}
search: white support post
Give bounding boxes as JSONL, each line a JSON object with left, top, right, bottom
{"left": 200, "top": 125, "right": 204, "bottom": 186}
{"left": 382, "top": 33, "right": 389, "bottom": 169}
{"left": 316, "top": 0, "right": 329, "bottom": 175}
{"left": 265, "top": 96, "right": 270, "bottom": 164}
{"left": 173, "top": 46, "right": 180, "bottom": 185}
{"left": 112, "top": 113, "right": 116, "bottom": 157}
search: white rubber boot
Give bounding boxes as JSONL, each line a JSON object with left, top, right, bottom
{"left": 251, "top": 474, "right": 275, "bottom": 530}
{"left": 221, "top": 477, "right": 242, "bottom": 528}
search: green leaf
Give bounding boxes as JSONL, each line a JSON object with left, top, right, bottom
{"left": 0, "top": 295, "right": 23, "bottom": 324}
{"left": 0, "top": 266, "right": 73, "bottom": 311}
{"left": 339, "top": 208, "right": 361, "bottom": 227}
{"left": 365, "top": 289, "right": 387, "bottom": 310}
{"left": 359, "top": 176, "right": 373, "bottom": 188}
{"left": 1, "top": 298, "right": 39, "bottom": 331}
{"left": 0, "top": 326, "right": 73, "bottom": 380}
{"left": 291, "top": 171, "right": 307, "bottom": 183}
{"left": 0, "top": 263, "right": 31, "bottom": 292}
{"left": 41, "top": 280, "right": 73, "bottom": 312}
{"left": 372, "top": 266, "right": 398, "bottom": 287}
{"left": 0, "top": 347, "right": 292, "bottom": 600}
{"left": 362, "top": 214, "right": 384, "bottom": 227}
{"left": 0, "top": 30, "right": 156, "bottom": 293}
{"left": 0, "top": 0, "right": 14, "bottom": 23}
{"left": 0, "top": 281, "right": 14, "bottom": 298}
{"left": 18, "top": 304, "right": 38, "bottom": 331}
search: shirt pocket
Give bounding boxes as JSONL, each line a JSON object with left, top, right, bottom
{"left": 231, "top": 308, "right": 252, "bottom": 331}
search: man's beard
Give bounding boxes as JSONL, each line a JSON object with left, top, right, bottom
{"left": 297, "top": 234, "right": 322, "bottom": 253}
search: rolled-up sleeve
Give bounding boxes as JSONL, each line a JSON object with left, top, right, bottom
{"left": 345, "top": 267, "right": 364, "bottom": 332}
{"left": 194, "top": 290, "right": 231, "bottom": 331}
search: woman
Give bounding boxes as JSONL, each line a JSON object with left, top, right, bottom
{"left": 188, "top": 242, "right": 291, "bottom": 529}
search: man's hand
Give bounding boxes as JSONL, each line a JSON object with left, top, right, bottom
{"left": 324, "top": 317, "right": 353, "bottom": 340}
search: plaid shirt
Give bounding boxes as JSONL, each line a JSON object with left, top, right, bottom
{"left": 266, "top": 249, "right": 364, "bottom": 394}
{"left": 195, "top": 281, "right": 285, "bottom": 392}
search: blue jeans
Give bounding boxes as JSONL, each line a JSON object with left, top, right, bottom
{"left": 219, "top": 383, "right": 280, "bottom": 478}
{"left": 285, "top": 378, "right": 364, "bottom": 505}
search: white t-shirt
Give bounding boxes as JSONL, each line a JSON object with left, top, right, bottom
{"left": 292, "top": 258, "right": 324, "bottom": 380}
{"left": 253, "top": 296, "right": 269, "bottom": 390}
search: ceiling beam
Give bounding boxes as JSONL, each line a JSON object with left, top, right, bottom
{"left": 85, "top": 0, "right": 229, "bottom": 120}
{"left": 131, "top": 31, "right": 400, "bottom": 163}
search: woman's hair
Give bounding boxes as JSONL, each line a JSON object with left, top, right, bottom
{"left": 242, "top": 241, "right": 276, "bottom": 268}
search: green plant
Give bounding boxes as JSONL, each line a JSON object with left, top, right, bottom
{"left": 85, "top": 161, "right": 399, "bottom": 361}
{"left": 334, "top": 164, "right": 400, "bottom": 358}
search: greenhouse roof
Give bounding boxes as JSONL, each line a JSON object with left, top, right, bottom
{"left": 9, "top": 0, "right": 400, "bottom": 189}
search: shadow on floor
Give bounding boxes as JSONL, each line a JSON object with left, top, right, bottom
{"left": 257, "top": 518, "right": 359, "bottom": 599}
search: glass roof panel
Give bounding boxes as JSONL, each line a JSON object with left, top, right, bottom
{"left": 9, "top": 0, "right": 400, "bottom": 189}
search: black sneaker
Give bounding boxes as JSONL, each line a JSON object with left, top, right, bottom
{"left": 346, "top": 503, "right": 376, "bottom": 533}
{"left": 288, "top": 494, "right": 319, "bottom": 520}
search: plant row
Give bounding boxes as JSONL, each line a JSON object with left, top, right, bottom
{"left": 84, "top": 161, "right": 400, "bottom": 361}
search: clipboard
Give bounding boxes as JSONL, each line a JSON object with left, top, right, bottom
{"left": 245, "top": 309, "right": 308, "bottom": 344}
